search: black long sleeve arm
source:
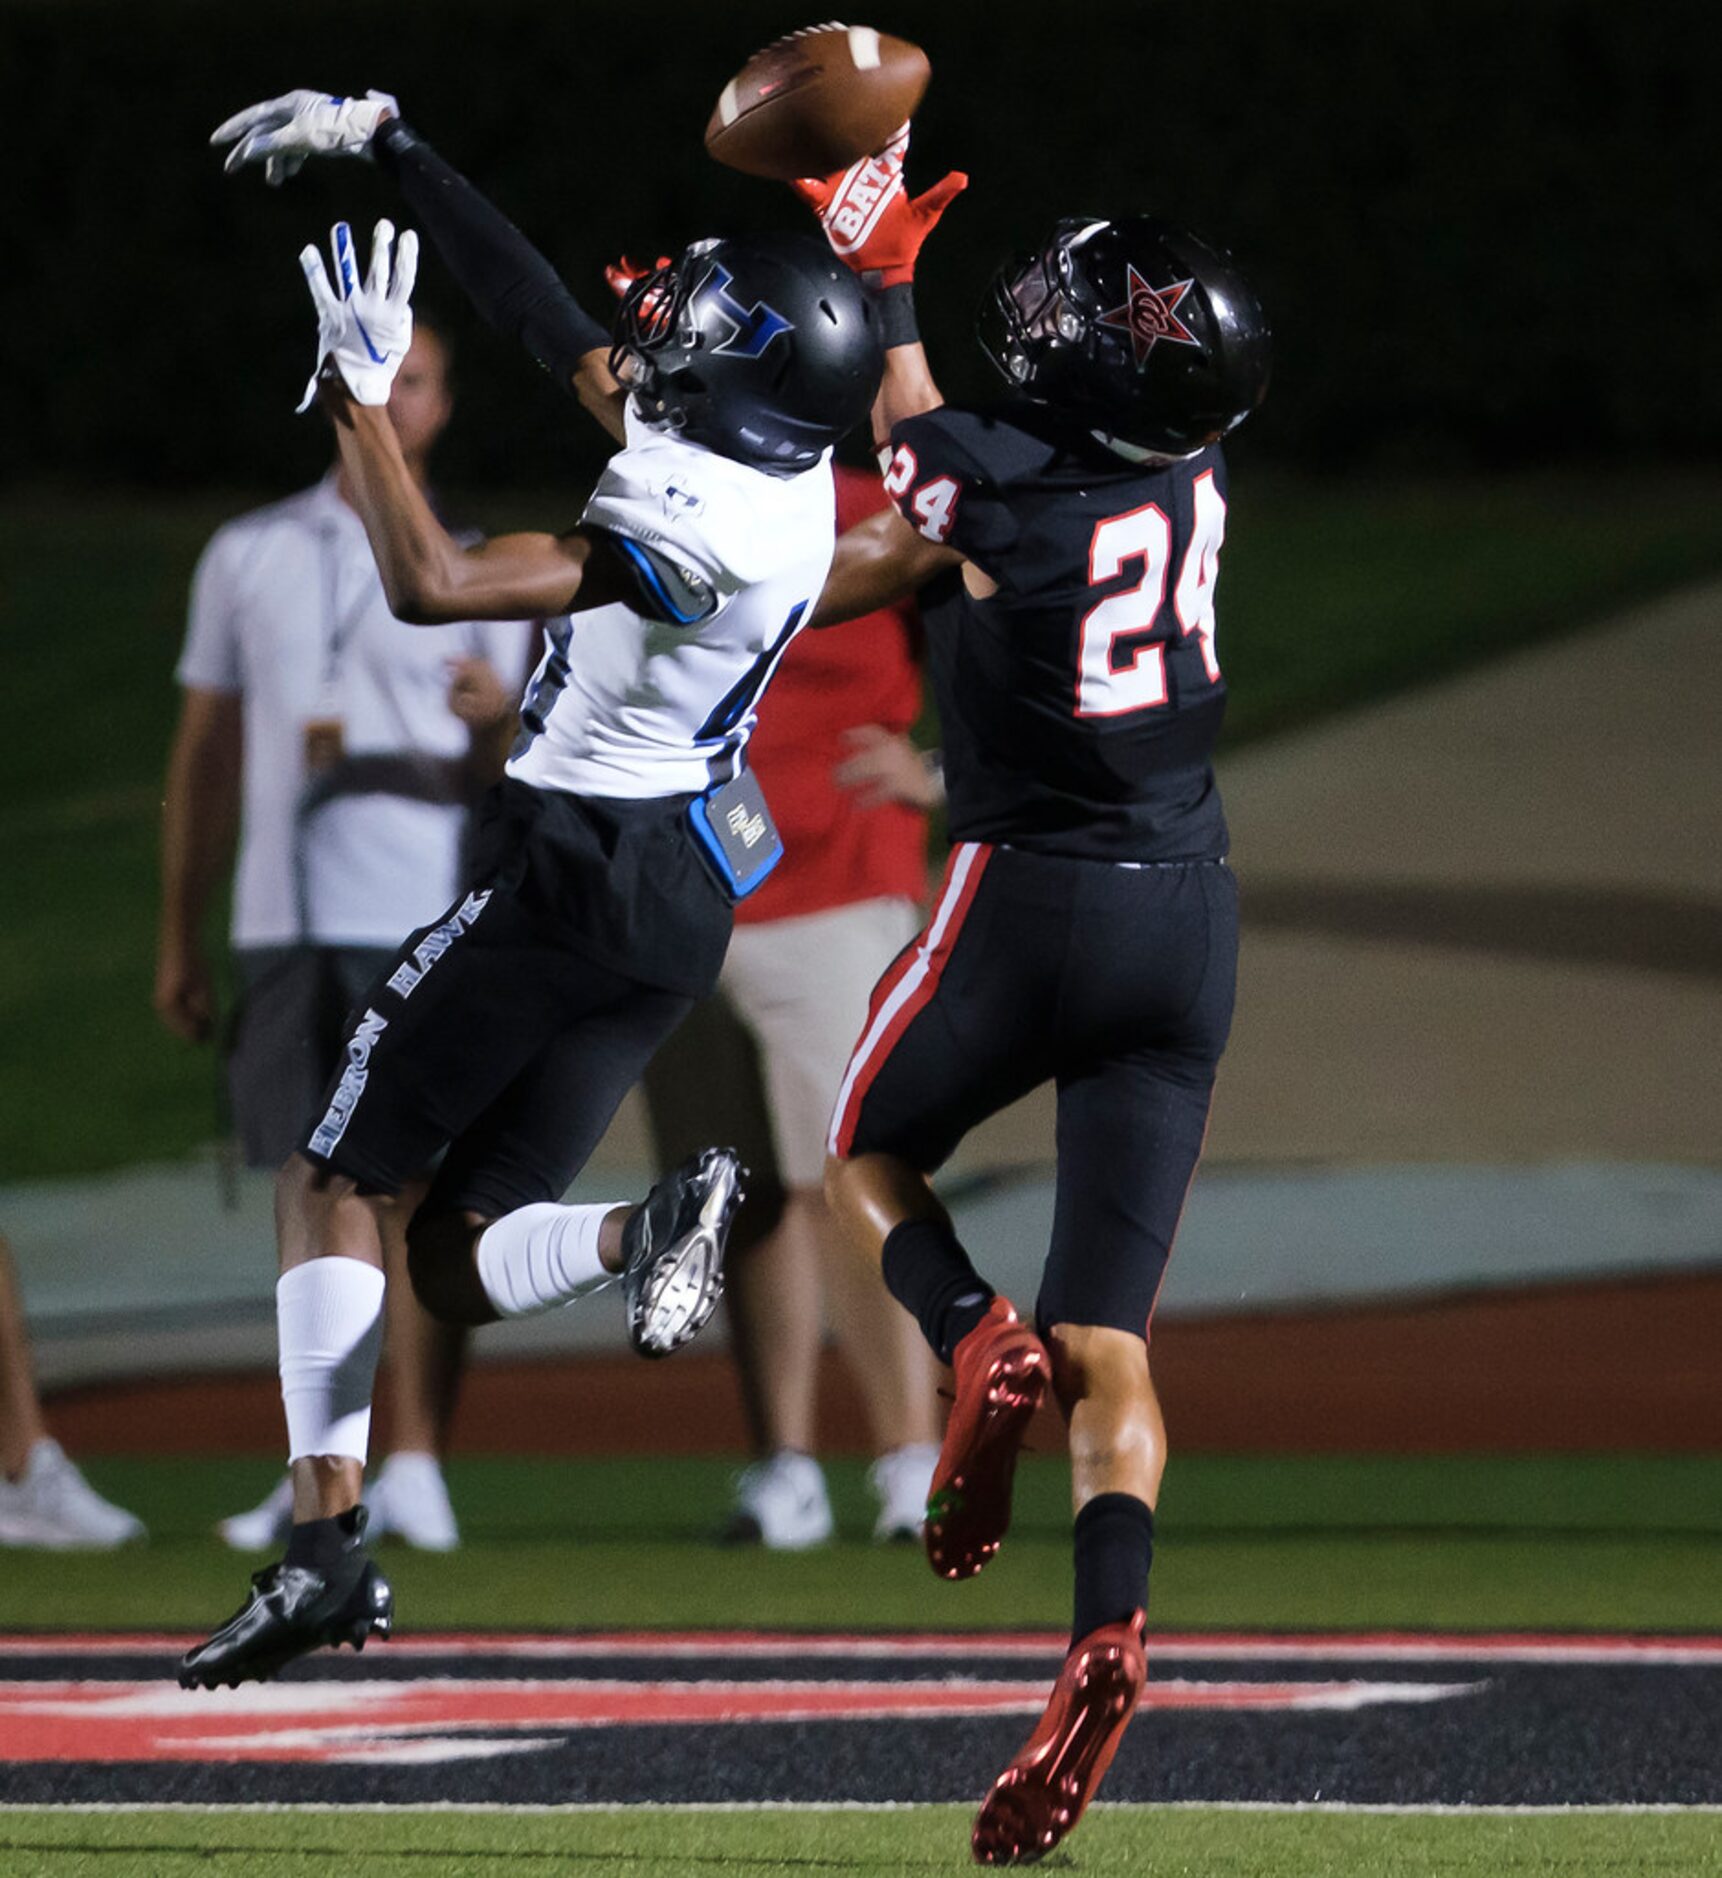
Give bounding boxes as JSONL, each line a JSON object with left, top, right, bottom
{"left": 372, "top": 117, "right": 609, "bottom": 390}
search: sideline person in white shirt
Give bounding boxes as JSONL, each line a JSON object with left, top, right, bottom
{"left": 155, "top": 321, "right": 534, "bottom": 1552}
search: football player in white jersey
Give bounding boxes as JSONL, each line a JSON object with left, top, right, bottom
{"left": 183, "top": 91, "right": 882, "bottom": 1689}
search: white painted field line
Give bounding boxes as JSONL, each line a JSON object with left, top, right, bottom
{"left": 5, "top": 1630, "right": 1721, "bottom": 1665}
{"left": 3, "top": 1801, "right": 1721, "bottom": 1817}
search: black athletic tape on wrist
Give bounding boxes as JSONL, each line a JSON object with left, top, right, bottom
{"left": 873, "top": 282, "right": 920, "bottom": 349}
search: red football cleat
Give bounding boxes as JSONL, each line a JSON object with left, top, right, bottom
{"left": 924, "top": 1298, "right": 1050, "bottom": 1581}
{"left": 971, "top": 1609, "right": 1147, "bottom": 1866}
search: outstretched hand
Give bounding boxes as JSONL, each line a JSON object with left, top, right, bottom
{"left": 833, "top": 724, "right": 944, "bottom": 810}
{"left": 445, "top": 656, "right": 516, "bottom": 731}
{"left": 793, "top": 125, "right": 967, "bottom": 288}
{"left": 211, "top": 88, "right": 399, "bottom": 187}
{"left": 602, "top": 255, "right": 674, "bottom": 301}
{"left": 297, "top": 219, "right": 418, "bottom": 412}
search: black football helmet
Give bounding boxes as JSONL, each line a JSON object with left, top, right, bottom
{"left": 978, "top": 216, "right": 1271, "bottom": 458}
{"left": 611, "top": 232, "right": 884, "bottom": 474}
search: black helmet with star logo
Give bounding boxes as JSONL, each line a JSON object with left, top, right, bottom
{"left": 978, "top": 215, "right": 1271, "bottom": 459}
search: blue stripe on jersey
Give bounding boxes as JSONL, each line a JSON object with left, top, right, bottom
{"left": 612, "top": 535, "right": 713, "bottom": 626}
{"left": 512, "top": 617, "right": 574, "bottom": 759}
{"left": 697, "top": 600, "right": 808, "bottom": 786}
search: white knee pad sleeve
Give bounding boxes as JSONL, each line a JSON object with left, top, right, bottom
{"left": 277, "top": 1257, "right": 387, "bottom": 1465}
{"left": 475, "top": 1202, "right": 615, "bottom": 1318}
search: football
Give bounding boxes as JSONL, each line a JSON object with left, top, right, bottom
{"left": 704, "top": 23, "right": 930, "bottom": 180}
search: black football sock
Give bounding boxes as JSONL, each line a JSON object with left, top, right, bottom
{"left": 1071, "top": 1492, "right": 1155, "bottom": 1646}
{"left": 283, "top": 1506, "right": 364, "bottom": 1576}
{"left": 880, "top": 1218, "right": 996, "bottom": 1365}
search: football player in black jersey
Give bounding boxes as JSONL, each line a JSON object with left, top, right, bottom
{"left": 795, "top": 139, "right": 1271, "bottom": 1864}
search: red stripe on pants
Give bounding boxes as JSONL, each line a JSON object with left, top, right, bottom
{"left": 828, "top": 843, "right": 995, "bottom": 1159}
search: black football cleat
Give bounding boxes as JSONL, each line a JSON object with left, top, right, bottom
{"left": 178, "top": 1505, "right": 393, "bottom": 1690}
{"left": 621, "top": 1147, "right": 744, "bottom": 1358}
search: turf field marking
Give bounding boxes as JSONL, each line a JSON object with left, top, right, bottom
{"left": 3, "top": 1800, "right": 1722, "bottom": 1815}
{"left": 0, "top": 1674, "right": 1481, "bottom": 1764}
{"left": 4, "top": 1629, "right": 1718, "bottom": 1665}
{"left": 3, "top": 1633, "right": 1712, "bottom": 1803}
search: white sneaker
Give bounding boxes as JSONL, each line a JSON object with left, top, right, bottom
{"left": 217, "top": 1474, "right": 294, "bottom": 1552}
{"left": 869, "top": 1441, "right": 939, "bottom": 1543}
{"left": 368, "top": 1451, "right": 460, "bottom": 1551}
{"left": 722, "top": 1450, "right": 833, "bottom": 1549}
{"left": 0, "top": 1439, "right": 145, "bottom": 1549}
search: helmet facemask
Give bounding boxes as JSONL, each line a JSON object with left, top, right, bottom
{"left": 980, "top": 242, "right": 1093, "bottom": 393}
{"left": 610, "top": 253, "right": 703, "bottom": 434}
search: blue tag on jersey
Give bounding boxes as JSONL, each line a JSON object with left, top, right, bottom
{"left": 687, "top": 769, "right": 784, "bottom": 900}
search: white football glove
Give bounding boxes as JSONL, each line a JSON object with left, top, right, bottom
{"left": 211, "top": 88, "right": 399, "bottom": 187}
{"left": 296, "top": 219, "right": 418, "bottom": 412}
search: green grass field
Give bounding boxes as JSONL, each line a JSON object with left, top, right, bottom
{"left": 4, "top": 1803, "right": 1720, "bottom": 1878}
{"left": 5, "top": 478, "right": 1721, "bottom": 1872}
{"left": 5, "top": 473, "right": 1722, "bottom": 1181}
{"left": 4, "top": 1453, "right": 1718, "bottom": 1633}
{"left": 3, "top": 1454, "right": 1718, "bottom": 1873}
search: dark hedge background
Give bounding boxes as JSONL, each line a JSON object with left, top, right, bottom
{"left": 3, "top": 0, "right": 1718, "bottom": 491}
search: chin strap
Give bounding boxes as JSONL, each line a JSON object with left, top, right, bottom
{"left": 1088, "top": 428, "right": 1196, "bottom": 467}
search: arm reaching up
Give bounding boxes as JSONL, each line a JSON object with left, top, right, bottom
{"left": 213, "top": 90, "right": 625, "bottom": 438}
{"left": 212, "top": 88, "right": 398, "bottom": 185}
{"left": 792, "top": 125, "right": 967, "bottom": 449}
{"left": 301, "top": 221, "right": 624, "bottom": 623}
{"left": 370, "top": 118, "right": 624, "bottom": 438}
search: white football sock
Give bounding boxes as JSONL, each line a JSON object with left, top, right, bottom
{"left": 276, "top": 1257, "right": 387, "bottom": 1465}
{"left": 475, "top": 1202, "right": 618, "bottom": 1318}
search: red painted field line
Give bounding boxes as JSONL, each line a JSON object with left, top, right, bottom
{"left": 1, "top": 1630, "right": 1719, "bottom": 1663}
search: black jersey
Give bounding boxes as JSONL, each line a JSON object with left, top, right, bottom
{"left": 884, "top": 403, "right": 1231, "bottom": 862}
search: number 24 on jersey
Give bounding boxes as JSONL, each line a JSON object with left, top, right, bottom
{"left": 885, "top": 443, "right": 1228, "bottom": 722}
{"left": 1075, "top": 469, "right": 1226, "bottom": 719}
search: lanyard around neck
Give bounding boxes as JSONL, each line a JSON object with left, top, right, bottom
{"left": 314, "top": 513, "right": 376, "bottom": 695}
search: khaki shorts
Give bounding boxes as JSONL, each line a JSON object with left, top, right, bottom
{"left": 643, "top": 895, "right": 921, "bottom": 1192}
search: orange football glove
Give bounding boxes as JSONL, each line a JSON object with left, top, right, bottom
{"left": 603, "top": 253, "right": 674, "bottom": 300}
{"left": 793, "top": 125, "right": 967, "bottom": 288}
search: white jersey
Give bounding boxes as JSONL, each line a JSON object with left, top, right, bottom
{"left": 177, "top": 478, "right": 536, "bottom": 949}
{"left": 505, "top": 408, "right": 836, "bottom": 801}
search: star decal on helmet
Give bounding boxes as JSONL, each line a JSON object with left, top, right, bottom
{"left": 1097, "top": 266, "right": 1200, "bottom": 366}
